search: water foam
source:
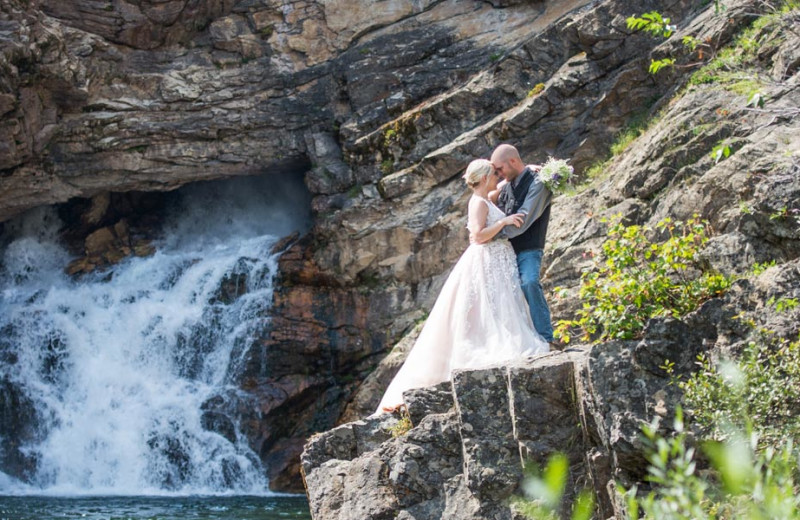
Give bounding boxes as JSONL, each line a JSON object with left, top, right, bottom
{"left": 0, "top": 174, "right": 311, "bottom": 496}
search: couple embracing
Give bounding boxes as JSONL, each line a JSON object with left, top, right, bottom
{"left": 376, "top": 144, "right": 555, "bottom": 414}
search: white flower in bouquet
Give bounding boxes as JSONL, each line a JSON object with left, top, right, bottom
{"left": 537, "top": 157, "right": 574, "bottom": 195}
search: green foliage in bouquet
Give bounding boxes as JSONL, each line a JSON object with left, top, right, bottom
{"left": 538, "top": 157, "right": 574, "bottom": 195}
{"left": 555, "top": 215, "right": 733, "bottom": 343}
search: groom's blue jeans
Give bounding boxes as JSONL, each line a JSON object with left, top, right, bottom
{"left": 517, "top": 249, "right": 554, "bottom": 342}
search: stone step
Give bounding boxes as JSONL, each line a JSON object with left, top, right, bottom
{"left": 301, "top": 348, "right": 592, "bottom": 520}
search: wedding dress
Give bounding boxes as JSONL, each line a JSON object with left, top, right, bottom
{"left": 375, "top": 196, "right": 549, "bottom": 413}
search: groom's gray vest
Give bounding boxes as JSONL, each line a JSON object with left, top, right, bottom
{"left": 497, "top": 168, "right": 551, "bottom": 253}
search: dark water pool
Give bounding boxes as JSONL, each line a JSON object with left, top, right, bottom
{"left": 0, "top": 495, "right": 311, "bottom": 520}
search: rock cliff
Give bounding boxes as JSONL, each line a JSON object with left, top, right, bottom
{"left": 301, "top": 0, "right": 800, "bottom": 516}
{"left": 303, "top": 254, "right": 800, "bottom": 519}
{"left": 2, "top": 0, "right": 798, "bottom": 498}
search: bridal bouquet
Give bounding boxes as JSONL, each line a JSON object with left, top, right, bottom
{"left": 537, "top": 157, "right": 574, "bottom": 195}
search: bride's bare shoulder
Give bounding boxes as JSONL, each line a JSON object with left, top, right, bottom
{"left": 468, "top": 195, "right": 489, "bottom": 209}
{"left": 467, "top": 195, "right": 490, "bottom": 216}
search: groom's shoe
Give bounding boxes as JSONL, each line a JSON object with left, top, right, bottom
{"left": 549, "top": 340, "right": 566, "bottom": 351}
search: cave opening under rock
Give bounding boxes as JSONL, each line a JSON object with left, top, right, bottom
{"left": 0, "top": 164, "right": 316, "bottom": 275}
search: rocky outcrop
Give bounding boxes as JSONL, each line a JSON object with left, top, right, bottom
{"left": 2, "top": 0, "right": 798, "bottom": 496}
{"left": 0, "top": 0, "right": 594, "bottom": 221}
{"left": 303, "top": 259, "right": 800, "bottom": 519}
{"left": 303, "top": 0, "right": 800, "bottom": 516}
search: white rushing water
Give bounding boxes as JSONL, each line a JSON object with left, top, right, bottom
{"left": 0, "top": 175, "right": 311, "bottom": 496}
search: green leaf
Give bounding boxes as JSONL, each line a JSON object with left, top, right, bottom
{"left": 711, "top": 143, "right": 731, "bottom": 163}
{"left": 703, "top": 438, "right": 754, "bottom": 495}
{"left": 649, "top": 58, "right": 675, "bottom": 74}
{"left": 570, "top": 491, "right": 594, "bottom": 520}
{"left": 542, "top": 453, "right": 568, "bottom": 507}
{"left": 747, "top": 91, "right": 765, "bottom": 108}
{"left": 682, "top": 35, "right": 699, "bottom": 51}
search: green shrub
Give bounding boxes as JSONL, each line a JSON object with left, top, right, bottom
{"left": 387, "top": 408, "right": 413, "bottom": 437}
{"left": 682, "top": 337, "right": 800, "bottom": 451}
{"left": 520, "top": 399, "right": 800, "bottom": 519}
{"left": 631, "top": 1, "right": 798, "bottom": 81}
{"left": 749, "top": 260, "right": 777, "bottom": 275}
{"left": 555, "top": 216, "right": 732, "bottom": 343}
{"left": 688, "top": 2, "right": 797, "bottom": 87}
{"left": 625, "top": 334, "right": 800, "bottom": 518}
{"left": 623, "top": 410, "right": 709, "bottom": 520}
{"left": 518, "top": 333, "right": 800, "bottom": 519}
{"left": 769, "top": 296, "right": 799, "bottom": 312}
{"left": 528, "top": 83, "right": 546, "bottom": 97}
{"left": 622, "top": 408, "right": 800, "bottom": 520}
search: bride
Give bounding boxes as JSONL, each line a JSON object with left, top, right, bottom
{"left": 375, "top": 159, "right": 550, "bottom": 414}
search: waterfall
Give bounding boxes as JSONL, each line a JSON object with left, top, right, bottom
{"left": 0, "top": 175, "right": 311, "bottom": 496}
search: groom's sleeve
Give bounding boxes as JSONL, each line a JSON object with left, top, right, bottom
{"left": 503, "top": 178, "right": 552, "bottom": 239}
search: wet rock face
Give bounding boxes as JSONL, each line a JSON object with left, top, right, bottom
{"left": 0, "top": 378, "right": 41, "bottom": 483}
{"left": 56, "top": 191, "right": 165, "bottom": 274}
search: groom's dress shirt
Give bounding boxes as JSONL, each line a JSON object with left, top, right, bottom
{"left": 500, "top": 166, "right": 552, "bottom": 252}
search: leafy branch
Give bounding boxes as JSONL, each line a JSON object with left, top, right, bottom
{"left": 554, "top": 215, "right": 733, "bottom": 344}
{"left": 626, "top": 11, "right": 676, "bottom": 38}
{"left": 626, "top": 11, "right": 718, "bottom": 76}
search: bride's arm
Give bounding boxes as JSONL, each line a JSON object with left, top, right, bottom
{"left": 468, "top": 198, "right": 524, "bottom": 244}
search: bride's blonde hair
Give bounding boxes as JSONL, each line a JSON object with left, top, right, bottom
{"left": 462, "top": 159, "right": 493, "bottom": 188}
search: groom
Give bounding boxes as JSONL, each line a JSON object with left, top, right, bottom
{"left": 491, "top": 144, "right": 555, "bottom": 344}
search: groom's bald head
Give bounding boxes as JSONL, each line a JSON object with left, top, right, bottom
{"left": 492, "top": 144, "right": 520, "bottom": 163}
{"left": 491, "top": 144, "right": 525, "bottom": 181}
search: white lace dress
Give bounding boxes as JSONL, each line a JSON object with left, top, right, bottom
{"left": 375, "top": 196, "right": 549, "bottom": 413}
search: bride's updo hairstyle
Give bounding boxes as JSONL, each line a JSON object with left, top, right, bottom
{"left": 462, "top": 159, "right": 493, "bottom": 188}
